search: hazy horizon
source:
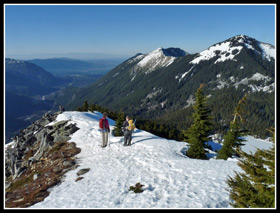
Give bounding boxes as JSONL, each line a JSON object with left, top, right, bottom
{"left": 5, "top": 52, "right": 130, "bottom": 61}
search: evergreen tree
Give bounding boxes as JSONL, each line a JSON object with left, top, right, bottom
{"left": 145, "top": 121, "right": 154, "bottom": 132}
{"left": 168, "top": 128, "right": 176, "bottom": 139}
{"left": 152, "top": 123, "right": 158, "bottom": 134}
{"left": 217, "top": 94, "right": 248, "bottom": 160}
{"left": 82, "top": 100, "right": 89, "bottom": 112}
{"left": 113, "top": 109, "right": 125, "bottom": 136}
{"left": 95, "top": 105, "right": 102, "bottom": 112}
{"left": 226, "top": 128, "right": 275, "bottom": 208}
{"left": 183, "top": 84, "right": 213, "bottom": 160}
{"left": 76, "top": 107, "right": 83, "bottom": 112}
{"left": 159, "top": 124, "right": 165, "bottom": 137}
{"left": 89, "top": 104, "right": 95, "bottom": 112}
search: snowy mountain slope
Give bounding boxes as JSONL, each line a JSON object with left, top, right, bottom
{"left": 28, "top": 111, "right": 273, "bottom": 209}
{"left": 132, "top": 47, "right": 187, "bottom": 74}
{"left": 258, "top": 42, "right": 275, "bottom": 61}
{"left": 175, "top": 35, "right": 275, "bottom": 91}
{"left": 190, "top": 41, "right": 242, "bottom": 65}
{"left": 190, "top": 35, "right": 275, "bottom": 65}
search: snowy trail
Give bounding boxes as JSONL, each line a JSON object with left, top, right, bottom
{"left": 29, "top": 111, "right": 272, "bottom": 209}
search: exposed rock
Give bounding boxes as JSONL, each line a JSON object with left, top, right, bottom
{"left": 63, "top": 160, "right": 76, "bottom": 167}
{"left": 75, "top": 177, "right": 84, "bottom": 182}
{"left": 5, "top": 112, "right": 80, "bottom": 179}
{"left": 33, "top": 173, "right": 38, "bottom": 181}
{"left": 5, "top": 111, "right": 81, "bottom": 208}
{"left": 13, "top": 198, "right": 24, "bottom": 203}
{"left": 77, "top": 168, "right": 90, "bottom": 176}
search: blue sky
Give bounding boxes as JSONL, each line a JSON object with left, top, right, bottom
{"left": 5, "top": 4, "right": 275, "bottom": 60}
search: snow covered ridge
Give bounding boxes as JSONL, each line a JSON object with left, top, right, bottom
{"left": 5, "top": 58, "right": 25, "bottom": 64}
{"left": 133, "top": 47, "right": 188, "bottom": 74}
{"left": 234, "top": 35, "right": 275, "bottom": 61}
{"left": 175, "top": 35, "right": 274, "bottom": 84}
{"left": 25, "top": 111, "right": 273, "bottom": 209}
{"left": 258, "top": 42, "right": 275, "bottom": 61}
{"left": 190, "top": 35, "right": 275, "bottom": 65}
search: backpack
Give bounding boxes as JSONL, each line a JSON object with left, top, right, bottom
{"left": 99, "top": 118, "right": 105, "bottom": 129}
{"left": 127, "top": 120, "right": 135, "bottom": 131}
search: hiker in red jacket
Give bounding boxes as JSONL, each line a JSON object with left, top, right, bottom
{"left": 99, "top": 112, "right": 110, "bottom": 147}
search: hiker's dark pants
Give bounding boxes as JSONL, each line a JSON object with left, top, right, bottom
{"left": 124, "top": 130, "right": 132, "bottom": 145}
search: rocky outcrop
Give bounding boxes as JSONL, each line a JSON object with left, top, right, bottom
{"left": 77, "top": 168, "right": 90, "bottom": 176}
{"left": 5, "top": 111, "right": 81, "bottom": 208}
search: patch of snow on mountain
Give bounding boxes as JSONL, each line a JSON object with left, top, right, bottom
{"left": 177, "top": 65, "right": 195, "bottom": 82}
{"left": 141, "top": 49, "right": 175, "bottom": 72}
{"left": 146, "top": 87, "right": 163, "bottom": 99}
{"left": 251, "top": 73, "right": 271, "bottom": 81}
{"left": 248, "top": 83, "right": 274, "bottom": 93}
{"left": 234, "top": 73, "right": 271, "bottom": 86}
{"left": 130, "top": 75, "right": 136, "bottom": 82}
{"left": 229, "top": 76, "right": 235, "bottom": 82}
{"left": 215, "top": 46, "right": 242, "bottom": 63}
{"left": 190, "top": 42, "right": 243, "bottom": 65}
{"left": 185, "top": 94, "right": 195, "bottom": 107}
{"left": 216, "top": 80, "right": 228, "bottom": 89}
{"left": 259, "top": 43, "right": 275, "bottom": 61}
{"left": 113, "top": 72, "right": 120, "bottom": 77}
{"left": 262, "top": 82, "right": 275, "bottom": 93}
{"left": 215, "top": 74, "right": 228, "bottom": 89}
{"left": 242, "top": 42, "right": 255, "bottom": 51}
{"left": 135, "top": 48, "right": 186, "bottom": 74}
{"left": 236, "top": 35, "right": 275, "bottom": 61}
{"left": 128, "top": 54, "right": 145, "bottom": 64}
{"left": 213, "top": 72, "right": 274, "bottom": 93}
{"left": 137, "top": 48, "right": 162, "bottom": 67}
{"left": 233, "top": 73, "right": 274, "bottom": 92}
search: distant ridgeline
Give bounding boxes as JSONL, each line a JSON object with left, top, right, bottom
{"left": 51, "top": 35, "right": 275, "bottom": 139}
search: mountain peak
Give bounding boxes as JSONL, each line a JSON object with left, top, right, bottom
{"left": 161, "top": 47, "right": 188, "bottom": 57}
{"left": 5, "top": 58, "right": 25, "bottom": 64}
{"left": 229, "top": 34, "right": 275, "bottom": 61}
{"left": 231, "top": 34, "right": 252, "bottom": 41}
{"left": 134, "top": 47, "right": 187, "bottom": 73}
{"left": 190, "top": 35, "right": 275, "bottom": 64}
{"left": 149, "top": 47, "right": 187, "bottom": 57}
{"left": 226, "top": 34, "right": 258, "bottom": 47}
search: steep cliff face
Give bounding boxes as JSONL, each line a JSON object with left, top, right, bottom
{"left": 5, "top": 112, "right": 81, "bottom": 208}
